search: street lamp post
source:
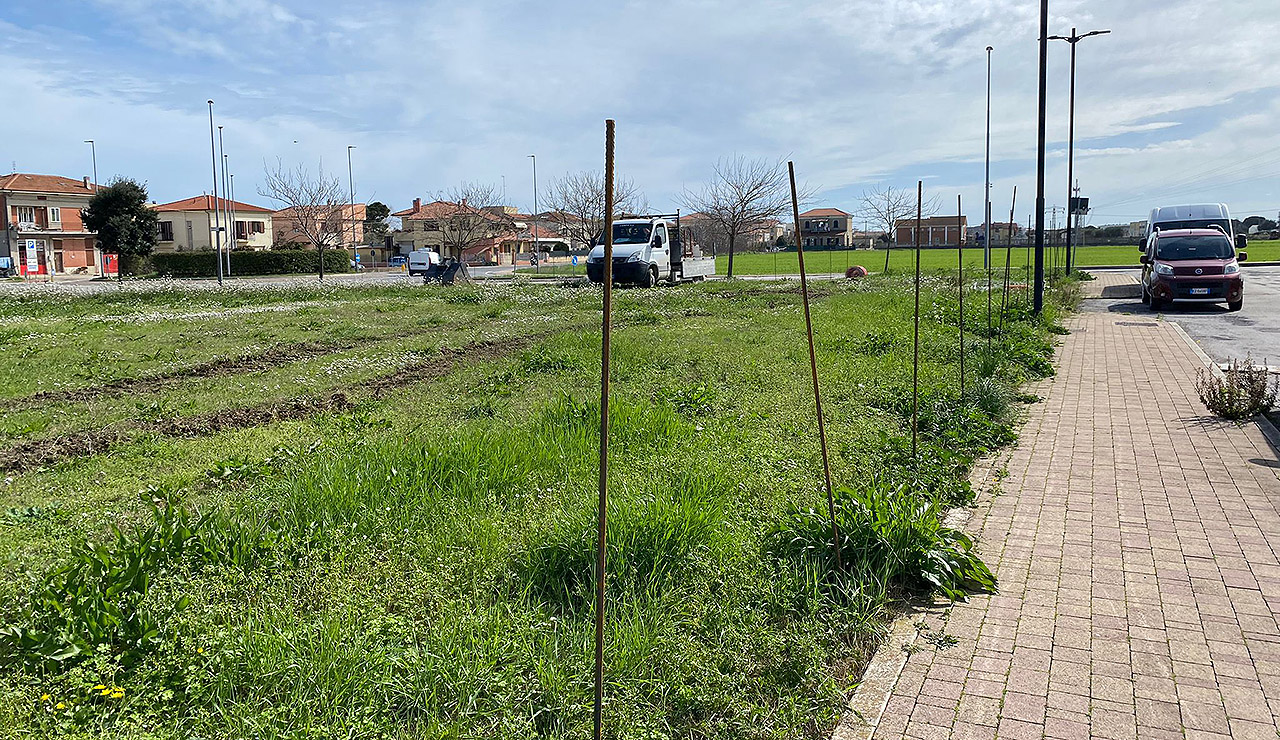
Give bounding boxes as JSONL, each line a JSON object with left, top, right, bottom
{"left": 1032, "top": 0, "right": 1048, "bottom": 314}
{"left": 347, "top": 146, "right": 357, "bottom": 264}
{"left": 84, "top": 139, "right": 101, "bottom": 276}
{"left": 984, "top": 45, "right": 993, "bottom": 271}
{"left": 1049, "top": 27, "right": 1110, "bottom": 276}
{"left": 207, "top": 101, "right": 224, "bottom": 285}
{"left": 529, "top": 154, "right": 538, "bottom": 270}
{"left": 222, "top": 152, "right": 233, "bottom": 276}
{"left": 218, "top": 126, "right": 230, "bottom": 278}
{"left": 228, "top": 172, "right": 236, "bottom": 277}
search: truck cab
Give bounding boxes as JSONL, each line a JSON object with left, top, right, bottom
{"left": 586, "top": 214, "right": 715, "bottom": 287}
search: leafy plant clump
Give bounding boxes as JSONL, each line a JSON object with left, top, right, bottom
{"left": 768, "top": 479, "right": 996, "bottom": 602}
{"left": 1196, "top": 357, "right": 1279, "bottom": 420}
{"left": 0, "top": 488, "right": 281, "bottom": 671}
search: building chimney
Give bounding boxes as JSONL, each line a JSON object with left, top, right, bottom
{"left": 83, "top": 176, "right": 90, "bottom": 189}
{"left": 413, "top": 197, "right": 421, "bottom": 210}
{"left": 461, "top": 198, "right": 467, "bottom": 207}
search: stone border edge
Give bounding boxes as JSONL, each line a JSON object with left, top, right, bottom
{"left": 1166, "top": 320, "right": 1280, "bottom": 452}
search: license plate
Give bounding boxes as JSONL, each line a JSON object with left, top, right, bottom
{"left": 1189, "top": 288, "right": 1210, "bottom": 296}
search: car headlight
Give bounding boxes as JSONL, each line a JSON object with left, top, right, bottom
{"left": 1224, "top": 261, "right": 1239, "bottom": 274}
{"left": 1154, "top": 262, "right": 1173, "bottom": 275}
{"left": 626, "top": 252, "right": 643, "bottom": 262}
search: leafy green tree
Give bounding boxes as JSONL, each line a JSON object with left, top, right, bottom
{"left": 81, "top": 178, "right": 159, "bottom": 279}
{"left": 363, "top": 201, "right": 390, "bottom": 245}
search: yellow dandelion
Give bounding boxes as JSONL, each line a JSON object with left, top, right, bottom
{"left": 197, "top": 647, "right": 204, "bottom": 655}
{"left": 110, "top": 690, "right": 124, "bottom": 699}
{"left": 40, "top": 694, "right": 51, "bottom": 702}
{"left": 92, "top": 684, "right": 106, "bottom": 691}
{"left": 55, "top": 702, "right": 66, "bottom": 710}
{"left": 99, "top": 688, "right": 112, "bottom": 696}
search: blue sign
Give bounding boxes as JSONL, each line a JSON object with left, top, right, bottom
{"left": 571, "top": 255, "right": 579, "bottom": 266}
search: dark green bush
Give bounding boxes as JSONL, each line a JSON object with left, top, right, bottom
{"left": 150, "top": 249, "right": 351, "bottom": 277}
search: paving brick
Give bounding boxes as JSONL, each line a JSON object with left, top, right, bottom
{"left": 856, "top": 314, "right": 1280, "bottom": 738}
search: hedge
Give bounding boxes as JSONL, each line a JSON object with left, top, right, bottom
{"left": 149, "top": 250, "right": 352, "bottom": 277}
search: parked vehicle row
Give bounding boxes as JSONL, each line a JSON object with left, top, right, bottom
{"left": 1140, "top": 204, "right": 1248, "bottom": 311}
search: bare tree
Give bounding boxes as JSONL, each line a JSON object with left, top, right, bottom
{"left": 681, "top": 156, "right": 808, "bottom": 278}
{"left": 434, "top": 182, "right": 508, "bottom": 261}
{"left": 857, "top": 185, "right": 940, "bottom": 273}
{"left": 259, "top": 159, "right": 347, "bottom": 278}
{"left": 541, "top": 171, "right": 648, "bottom": 249}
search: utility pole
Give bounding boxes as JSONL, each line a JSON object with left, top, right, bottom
{"left": 347, "top": 146, "right": 357, "bottom": 264}
{"left": 1049, "top": 27, "right": 1110, "bottom": 276}
{"left": 1032, "top": 0, "right": 1048, "bottom": 313}
{"left": 207, "top": 101, "right": 224, "bottom": 286}
{"left": 222, "top": 151, "right": 233, "bottom": 275}
{"left": 984, "top": 45, "right": 993, "bottom": 271}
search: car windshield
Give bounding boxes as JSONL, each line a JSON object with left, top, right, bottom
{"left": 1155, "top": 235, "right": 1234, "bottom": 261}
{"left": 611, "top": 223, "right": 652, "bottom": 245}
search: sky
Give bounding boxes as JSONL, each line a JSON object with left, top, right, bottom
{"left": 3, "top": 0, "right": 1279, "bottom": 227}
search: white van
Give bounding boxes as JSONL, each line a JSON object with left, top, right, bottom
{"left": 1146, "top": 204, "right": 1246, "bottom": 251}
{"left": 407, "top": 249, "right": 441, "bottom": 276}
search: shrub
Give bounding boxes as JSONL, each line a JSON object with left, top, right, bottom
{"left": 149, "top": 249, "right": 351, "bottom": 277}
{"left": 1196, "top": 357, "right": 1278, "bottom": 420}
{"left": 768, "top": 479, "right": 995, "bottom": 601}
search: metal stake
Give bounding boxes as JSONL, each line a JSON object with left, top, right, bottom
{"left": 789, "top": 161, "right": 842, "bottom": 573}
{"left": 1000, "top": 187, "right": 1018, "bottom": 332}
{"left": 956, "top": 193, "right": 965, "bottom": 397}
{"left": 594, "top": 119, "right": 615, "bottom": 740}
{"left": 912, "top": 180, "right": 922, "bottom": 459}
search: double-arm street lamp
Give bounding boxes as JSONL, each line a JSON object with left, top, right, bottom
{"left": 1049, "top": 27, "right": 1110, "bottom": 275}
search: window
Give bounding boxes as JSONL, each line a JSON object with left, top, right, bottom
{"left": 803, "top": 221, "right": 810, "bottom": 230}
{"left": 832, "top": 219, "right": 841, "bottom": 230}
{"left": 16, "top": 206, "right": 35, "bottom": 224}
{"left": 49, "top": 207, "right": 61, "bottom": 224}
{"left": 158, "top": 221, "right": 175, "bottom": 241}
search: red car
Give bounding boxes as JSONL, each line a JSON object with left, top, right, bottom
{"left": 1140, "top": 228, "right": 1246, "bottom": 311}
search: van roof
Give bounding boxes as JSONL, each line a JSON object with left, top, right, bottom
{"left": 1151, "top": 204, "right": 1229, "bottom": 222}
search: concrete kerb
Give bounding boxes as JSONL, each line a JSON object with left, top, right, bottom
{"left": 1165, "top": 319, "right": 1280, "bottom": 454}
{"left": 828, "top": 457, "right": 1008, "bottom": 740}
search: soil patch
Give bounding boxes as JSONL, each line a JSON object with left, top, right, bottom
{"left": 0, "top": 334, "right": 543, "bottom": 474}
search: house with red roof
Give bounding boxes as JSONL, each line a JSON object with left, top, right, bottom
{"left": 152, "top": 195, "right": 275, "bottom": 253}
{"left": 0, "top": 172, "right": 101, "bottom": 275}
{"left": 798, "top": 208, "right": 854, "bottom": 249}
{"left": 894, "top": 215, "right": 968, "bottom": 247}
{"left": 392, "top": 198, "right": 568, "bottom": 264}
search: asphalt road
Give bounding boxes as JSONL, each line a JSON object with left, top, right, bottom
{"left": 1085, "top": 266, "right": 1280, "bottom": 366}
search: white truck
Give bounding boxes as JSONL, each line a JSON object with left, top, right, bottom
{"left": 586, "top": 214, "right": 716, "bottom": 287}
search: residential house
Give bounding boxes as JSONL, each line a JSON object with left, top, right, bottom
{"left": 894, "top": 215, "right": 968, "bottom": 247}
{"left": 153, "top": 195, "right": 274, "bottom": 252}
{"left": 798, "top": 208, "right": 854, "bottom": 248}
{"left": 393, "top": 198, "right": 564, "bottom": 264}
{"left": 272, "top": 203, "right": 366, "bottom": 250}
{"left": 1126, "top": 220, "right": 1148, "bottom": 240}
{"left": 968, "top": 222, "right": 1023, "bottom": 246}
{"left": 0, "top": 173, "right": 100, "bottom": 275}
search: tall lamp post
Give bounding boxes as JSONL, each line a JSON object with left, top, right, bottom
{"left": 84, "top": 139, "right": 100, "bottom": 276}
{"left": 1049, "top": 27, "right": 1110, "bottom": 276}
{"left": 1032, "top": 0, "right": 1048, "bottom": 314}
{"left": 207, "top": 101, "right": 224, "bottom": 285}
{"left": 218, "top": 126, "right": 230, "bottom": 277}
{"left": 347, "top": 145, "right": 357, "bottom": 264}
{"left": 528, "top": 154, "right": 538, "bottom": 267}
{"left": 983, "top": 45, "right": 993, "bottom": 271}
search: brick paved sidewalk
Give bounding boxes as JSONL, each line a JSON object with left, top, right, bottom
{"left": 850, "top": 313, "right": 1280, "bottom": 739}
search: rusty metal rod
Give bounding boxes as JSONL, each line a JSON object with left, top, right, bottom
{"left": 912, "top": 180, "right": 922, "bottom": 459}
{"left": 788, "top": 161, "right": 842, "bottom": 573}
{"left": 1000, "top": 186, "right": 1018, "bottom": 334}
{"left": 956, "top": 193, "right": 965, "bottom": 397}
{"left": 594, "top": 118, "right": 615, "bottom": 740}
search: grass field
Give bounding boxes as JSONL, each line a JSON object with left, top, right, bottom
{"left": 718, "top": 239, "right": 1280, "bottom": 276}
{"left": 0, "top": 275, "right": 1074, "bottom": 739}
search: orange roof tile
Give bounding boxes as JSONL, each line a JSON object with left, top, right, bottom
{"left": 799, "top": 208, "right": 852, "bottom": 218}
{"left": 0, "top": 173, "right": 97, "bottom": 195}
{"left": 153, "top": 195, "right": 273, "bottom": 213}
